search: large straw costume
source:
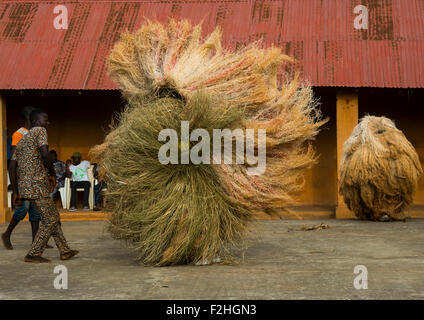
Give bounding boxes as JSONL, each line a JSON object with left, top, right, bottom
{"left": 340, "top": 116, "right": 423, "bottom": 221}
{"left": 91, "top": 20, "right": 326, "bottom": 266}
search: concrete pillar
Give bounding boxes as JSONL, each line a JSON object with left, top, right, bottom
{"left": 335, "top": 90, "right": 358, "bottom": 219}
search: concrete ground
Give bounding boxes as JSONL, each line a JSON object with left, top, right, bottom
{"left": 0, "top": 219, "right": 423, "bottom": 300}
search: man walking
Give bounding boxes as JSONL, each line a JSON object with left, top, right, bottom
{"left": 10, "top": 109, "right": 78, "bottom": 263}
{"left": 2, "top": 106, "right": 46, "bottom": 250}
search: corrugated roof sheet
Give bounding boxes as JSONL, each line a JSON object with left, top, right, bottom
{"left": 0, "top": 0, "right": 423, "bottom": 89}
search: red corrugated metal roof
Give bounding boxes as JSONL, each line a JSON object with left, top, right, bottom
{"left": 0, "top": 0, "right": 423, "bottom": 89}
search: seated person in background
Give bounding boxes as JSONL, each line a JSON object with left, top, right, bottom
{"left": 49, "top": 150, "right": 67, "bottom": 200}
{"left": 93, "top": 163, "right": 106, "bottom": 211}
{"left": 66, "top": 152, "right": 91, "bottom": 211}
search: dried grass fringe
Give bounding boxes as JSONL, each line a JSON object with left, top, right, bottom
{"left": 90, "top": 19, "right": 326, "bottom": 265}
{"left": 340, "top": 116, "right": 423, "bottom": 221}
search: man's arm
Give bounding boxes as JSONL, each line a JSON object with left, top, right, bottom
{"left": 9, "top": 146, "right": 16, "bottom": 161}
{"left": 39, "top": 145, "right": 55, "bottom": 177}
{"left": 9, "top": 159, "right": 18, "bottom": 194}
{"left": 8, "top": 145, "right": 16, "bottom": 178}
{"left": 40, "top": 145, "right": 57, "bottom": 191}
{"left": 8, "top": 139, "right": 17, "bottom": 176}
{"left": 9, "top": 158, "right": 21, "bottom": 206}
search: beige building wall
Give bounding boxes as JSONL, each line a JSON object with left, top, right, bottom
{"left": 4, "top": 88, "right": 424, "bottom": 210}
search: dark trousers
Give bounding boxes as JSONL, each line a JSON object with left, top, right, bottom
{"left": 70, "top": 181, "right": 91, "bottom": 207}
{"left": 94, "top": 181, "right": 105, "bottom": 206}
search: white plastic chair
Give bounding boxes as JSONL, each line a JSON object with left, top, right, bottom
{"left": 58, "top": 180, "right": 68, "bottom": 209}
{"left": 65, "top": 165, "right": 95, "bottom": 210}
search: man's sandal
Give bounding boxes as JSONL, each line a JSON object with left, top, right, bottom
{"left": 60, "top": 250, "right": 79, "bottom": 260}
{"left": 24, "top": 255, "right": 51, "bottom": 263}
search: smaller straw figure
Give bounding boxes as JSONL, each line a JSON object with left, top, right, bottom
{"left": 339, "top": 116, "right": 423, "bottom": 221}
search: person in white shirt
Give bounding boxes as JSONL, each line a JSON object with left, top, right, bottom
{"left": 66, "top": 152, "right": 91, "bottom": 211}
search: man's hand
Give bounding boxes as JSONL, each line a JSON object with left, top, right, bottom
{"left": 49, "top": 176, "right": 57, "bottom": 192}
{"left": 12, "top": 192, "right": 21, "bottom": 207}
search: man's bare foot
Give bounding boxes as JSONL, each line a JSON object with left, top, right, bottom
{"left": 60, "top": 250, "right": 79, "bottom": 260}
{"left": 1, "top": 233, "right": 13, "bottom": 250}
{"left": 24, "top": 255, "right": 50, "bottom": 263}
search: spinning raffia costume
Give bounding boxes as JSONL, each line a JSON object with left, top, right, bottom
{"left": 340, "top": 116, "right": 422, "bottom": 221}
{"left": 91, "top": 20, "right": 326, "bottom": 266}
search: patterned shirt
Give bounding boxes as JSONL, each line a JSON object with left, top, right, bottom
{"left": 12, "top": 127, "right": 50, "bottom": 199}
